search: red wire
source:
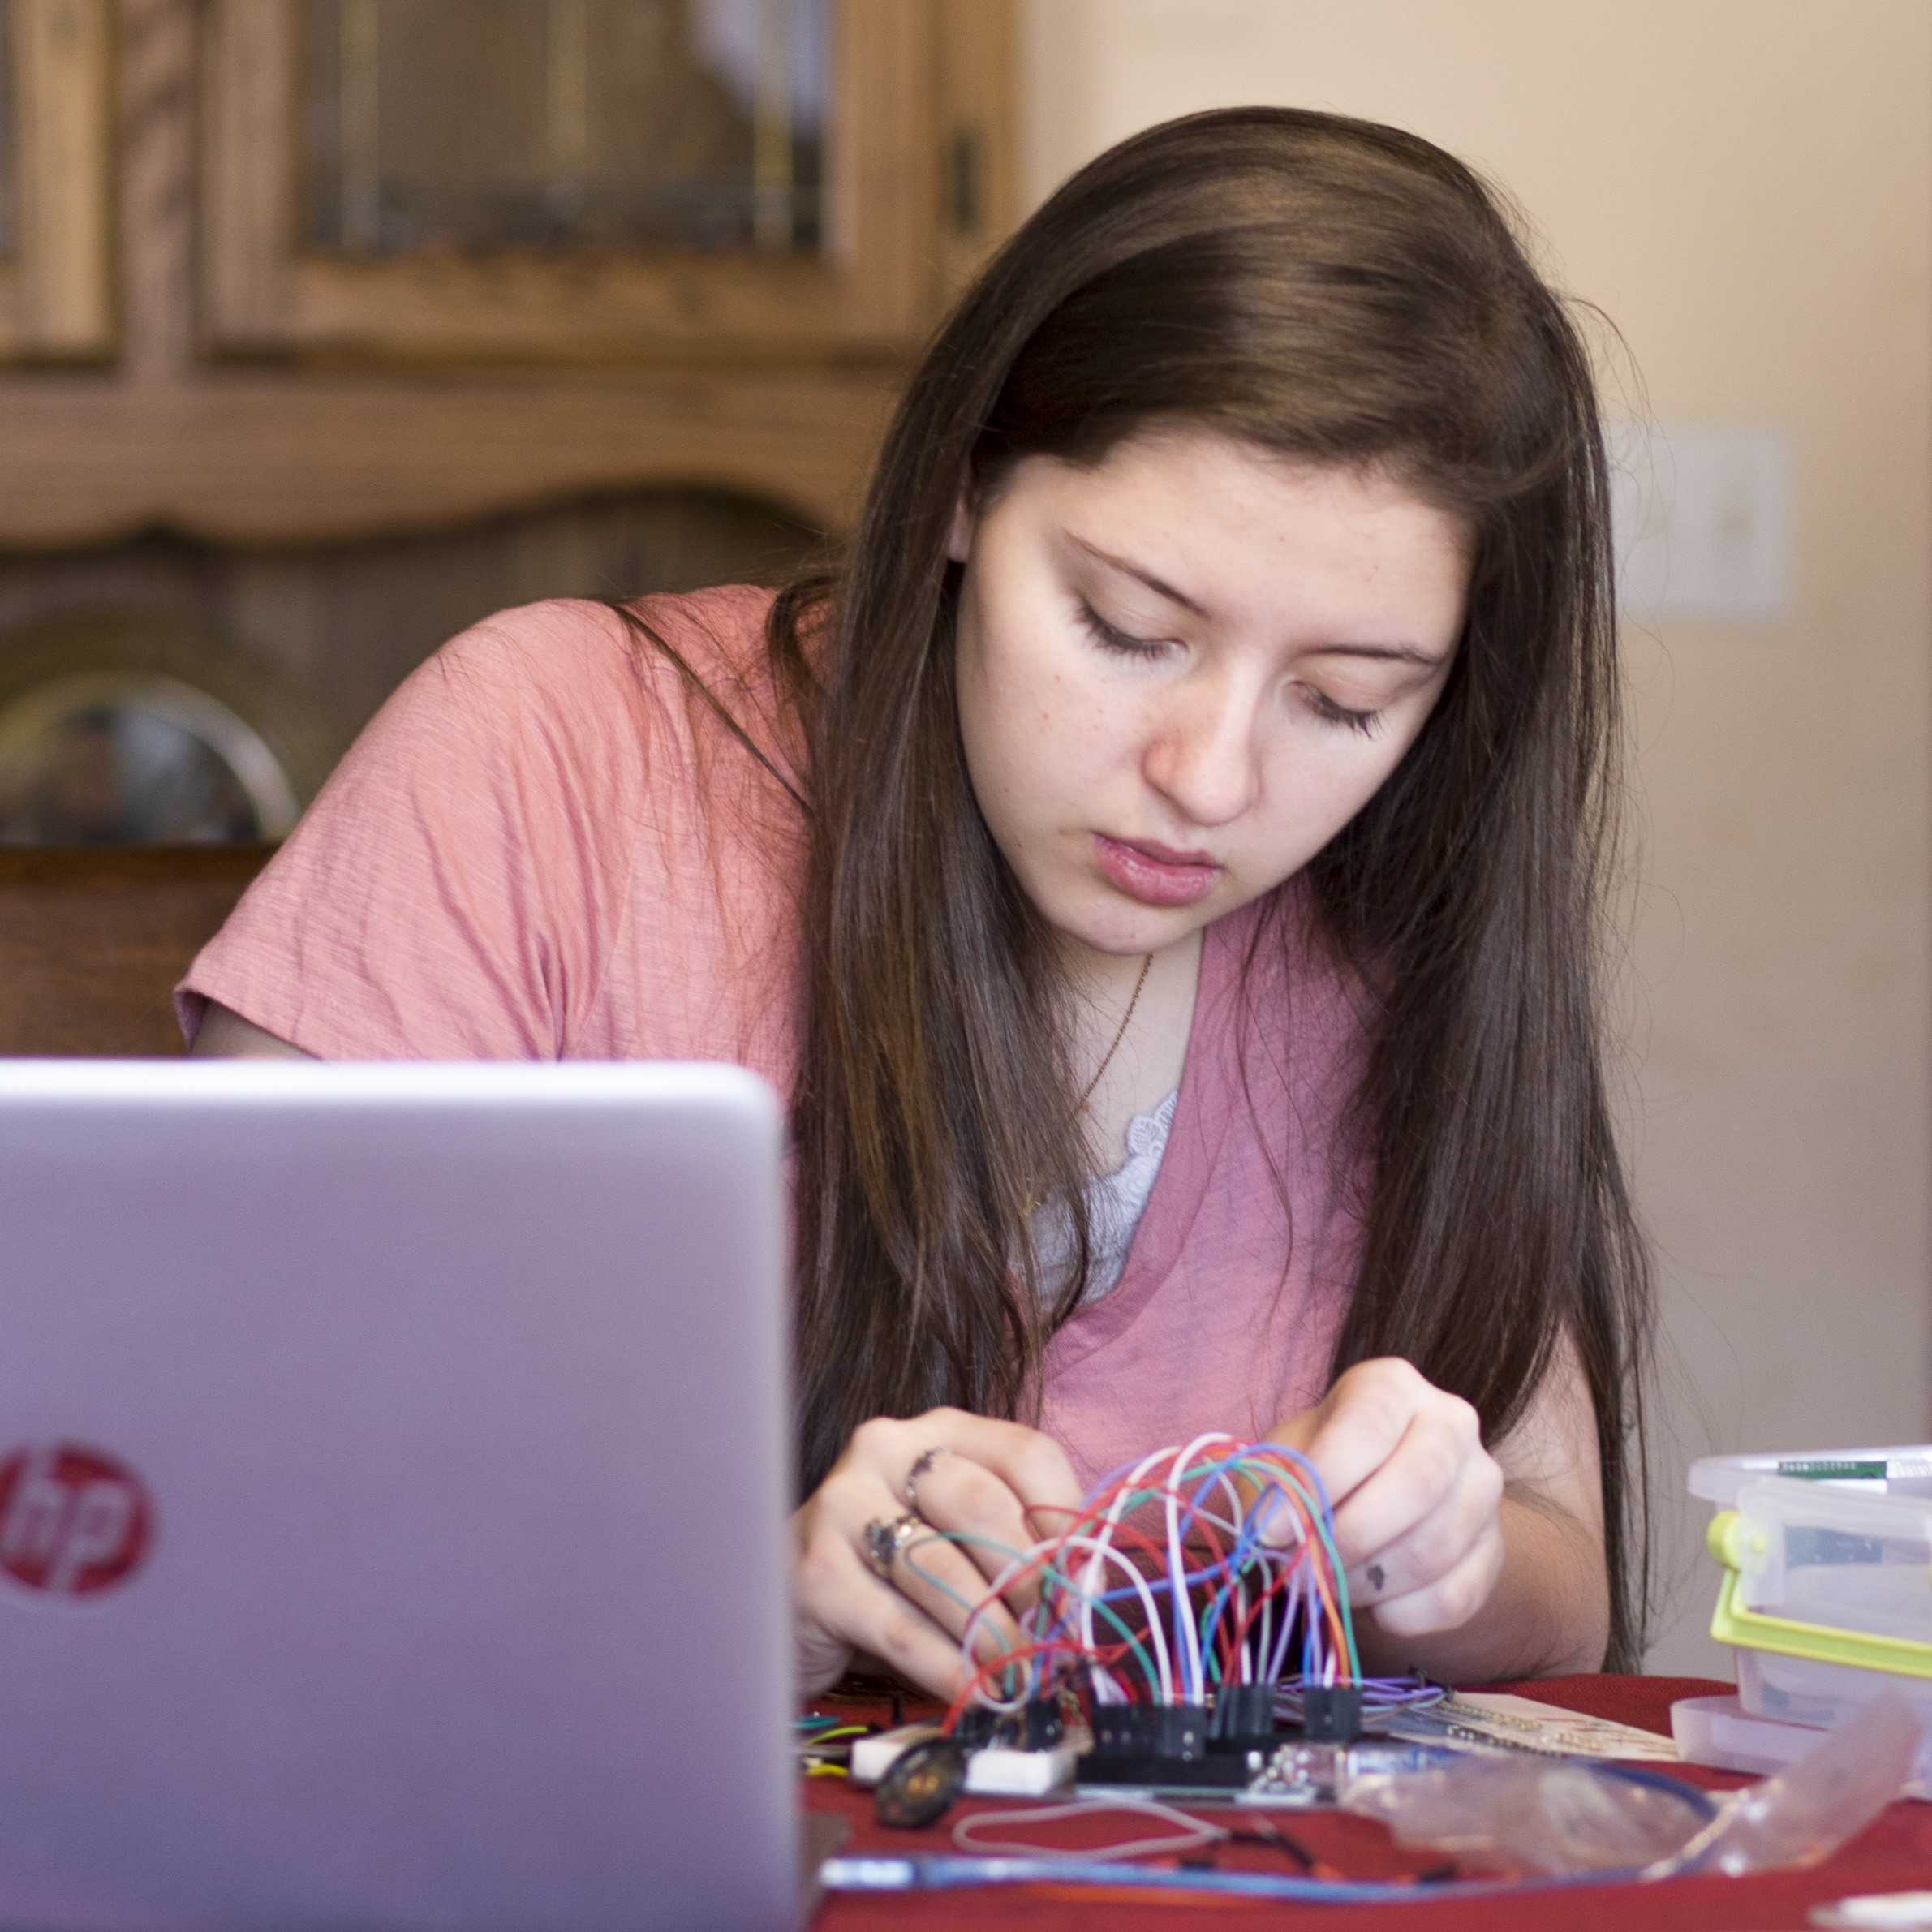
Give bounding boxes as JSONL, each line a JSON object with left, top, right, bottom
{"left": 948, "top": 1444, "right": 1358, "bottom": 1726}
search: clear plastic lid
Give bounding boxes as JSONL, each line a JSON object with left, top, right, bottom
{"left": 1688, "top": 1446, "right": 1932, "bottom": 1508}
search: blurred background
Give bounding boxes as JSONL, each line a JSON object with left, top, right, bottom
{"left": 0, "top": 0, "right": 1921, "bottom": 1680}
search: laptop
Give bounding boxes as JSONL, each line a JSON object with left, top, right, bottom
{"left": 0, "top": 1059, "right": 798, "bottom": 1932}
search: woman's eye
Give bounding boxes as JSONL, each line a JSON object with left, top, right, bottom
{"left": 1078, "top": 601, "right": 1166, "bottom": 657}
{"left": 1306, "top": 689, "right": 1382, "bottom": 736}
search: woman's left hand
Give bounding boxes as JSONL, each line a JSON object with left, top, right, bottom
{"left": 1265, "top": 1356, "right": 1505, "bottom": 1642}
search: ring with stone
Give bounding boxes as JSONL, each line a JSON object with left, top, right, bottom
{"left": 863, "top": 1510, "right": 927, "bottom": 1581}
{"left": 904, "top": 1445, "right": 951, "bottom": 1512}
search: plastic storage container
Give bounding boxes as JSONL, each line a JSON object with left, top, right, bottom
{"left": 1689, "top": 1446, "right": 1932, "bottom": 1732}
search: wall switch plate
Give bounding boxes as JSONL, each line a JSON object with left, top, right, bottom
{"left": 1609, "top": 420, "right": 1795, "bottom": 626}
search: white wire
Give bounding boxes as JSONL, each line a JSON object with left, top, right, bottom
{"left": 1043, "top": 1533, "right": 1177, "bottom": 1702}
{"left": 1167, "top": 1433, "right": 1230, "bottom": 1702}
{"left": 944, "top": 1435, "right": 1353, "bottom": 1724}
{"left": 960, "top": 1531, "right": 1064, "bottom": 1707}
{"left": 952, "top": 1794, "right": 1228, "bottom": 1862}
{"left": 1077, "top": 1444, "right": 1177, "bottom": 1685}
{"left": 958, "top": 1529, "right": 1178, "bottom": 1706}
{"left": 1202, "top": 1466, "right": 1251, "bottom": 1685}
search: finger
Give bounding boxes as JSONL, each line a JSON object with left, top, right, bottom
{"left": 794, "top": 1530, "right": 975, "bottom": 1702}
{"left": 1326, "top": 1405, "right": 1492, "bottom": 1572}
{"left": 1341, "top": 1453, "right": 1503, "bottom": 1606}
{"left": 905, "top": 1409, "right": 1085, "bottom": 1531}
{"left": 820, "top": 1465, "right": 1028, "bottom": 1663}
{"left": 1367, "top": 1526, "right": 1505, "bottom": 1639}
{"left": 848, "top": 1412, "right": 1078, "bottom": 1613}
{"left": 1259, "top": 1362, "right": 1431, "bottom": 1546}
{"left": 889, "top": 1519, "right": 1028, "bottom": 1667}
{"left": 908, "top": 1451, "right": 1056, "bottom": 1612}
{"left": 1293, "top": 1362, "right": 1438, "bottom": 1512}
{"left": 846, "top": 1582, "right": 979, "bottom": 1701}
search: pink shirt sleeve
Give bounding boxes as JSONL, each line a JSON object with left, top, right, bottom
{"left": 178, "top": 600, "right": 648, "bottom": 1059}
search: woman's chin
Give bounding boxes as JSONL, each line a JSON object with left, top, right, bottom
{"left": 1037, "top": 897, "right": 1213, "bottom": 966}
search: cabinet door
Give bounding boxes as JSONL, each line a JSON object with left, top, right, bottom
{"left": 203, "top": 0, "right": 1013, "bottom": 363}
{"left": 0, "top": 0, "right": 114, "bottom": 361}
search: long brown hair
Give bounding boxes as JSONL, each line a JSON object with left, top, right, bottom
{"left": 646, "top": 108, "right": 1651, "bottom": 1667}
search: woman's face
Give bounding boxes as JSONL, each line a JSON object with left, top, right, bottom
{"left": 950, "top": 427, "right": 1472, "bottom": 969}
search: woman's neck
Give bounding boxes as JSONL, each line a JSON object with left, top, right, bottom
{"left": 1065, "top": 928, "right": 1203, "bottom": 1173}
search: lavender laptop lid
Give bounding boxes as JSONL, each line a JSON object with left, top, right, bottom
{"left": 0, "top": 1059, "right": 797, "bottom": 1932}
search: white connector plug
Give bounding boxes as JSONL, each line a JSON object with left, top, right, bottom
{"left": 848, "top": 1723, "right": 940, "bottom": 1786}
{"left": 847, "top": 1721, "right": 1081, "bottom": 1796}
{"left": 962, "top": 1743, "right": 1081, "bottom": 1796}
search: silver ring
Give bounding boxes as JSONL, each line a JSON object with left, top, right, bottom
{"left": 863, "top": 1510, "right": 927, "bottom": 1581}
{"left": 905, "top": 1445, "right": 951, "bottom": 1512}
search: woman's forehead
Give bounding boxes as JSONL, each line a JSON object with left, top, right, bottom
{"left": 1032, "top": 427, "right": 1465, "bottom": 535}
{"left": 1018, "top": 431, "right": 1472, "bottom": 635}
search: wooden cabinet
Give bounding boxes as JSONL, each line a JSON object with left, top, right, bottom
{"left": 0, "top": 0, "right": 1016, "bottom": 546}
{"left": 204, "top": 0, "right": 1011, "bottom": 364}
{"left": 0, "top": 0, "right": 114, "bottom": 361}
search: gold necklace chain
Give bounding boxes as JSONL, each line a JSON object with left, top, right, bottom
{"left": 1076, "top": 952, "right": 1154, "bottom": 1112}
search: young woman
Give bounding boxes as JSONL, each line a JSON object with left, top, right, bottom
{"left": 187, "top": 109, "right": 1651, "bottom": 1693}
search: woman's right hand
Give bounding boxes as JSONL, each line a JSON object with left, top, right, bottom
{"left": 791, "top": 1408, "right": 1083, "bottom": 1700}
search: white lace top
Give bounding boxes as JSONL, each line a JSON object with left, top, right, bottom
{"left": 1031, "top": 1088, "right": 1180, "bottom": 1306}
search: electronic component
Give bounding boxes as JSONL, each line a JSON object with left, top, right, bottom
{"left": 852, "top": 1720, "right": 1081, "bottom": 1798}
{"left": 953, "top": 1697, "right": 1065, "bottom": 1752}
{"left": 919, "top": 1438, "right": 1372, "bottom": 1788}
{"left": 851, "top": 1694, "right": 1079, "bottom": 1807}
{"left": 1082, "top": 1701, "right": 1254, "bottom": 1789}
{"left": 857, "top": 1438, "right": 1450, "bottom": 1802}
{"left": 1243, "top": 1739, "right": 1461, "bottom": 1807}
{"left": 1092, "top": 1703, "right": 1209, "bottom": 1761}
{"left": 874, "top": 1737, "right": 966, "bottom": 1829}
{"left": 962, "top": 1744, "right": 1083, "bottom": 1797}
{"left": 1209, "top": 1681, "right": 1277, "bottom": 1746}
{"left": 850, "top": 1722, "right": 940, "bottom": 1787}
{"left": 1080, "top": 1753, "right": 1264, "bottom": 1791}
{"left": 1299, "top": 1685, "right": 1363, "bottom": 1742}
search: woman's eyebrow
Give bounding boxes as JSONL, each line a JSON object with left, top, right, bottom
{"left": 1311, "top": 641, "right": 1448, "bottom": 669}
{"left": 1069, "top": 534, "right": 1448, "bottom": 667}
{"left": 1067, "top": 535, "right": 1207, "bottom": 615}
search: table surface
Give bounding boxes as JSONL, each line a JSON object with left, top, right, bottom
{"left": 802, "top": 1676, "right": 1932, "bottom": 1930}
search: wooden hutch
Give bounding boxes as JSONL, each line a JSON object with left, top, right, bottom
{"left": 0, "top": 0, "right": 1018, "bottom": 1051}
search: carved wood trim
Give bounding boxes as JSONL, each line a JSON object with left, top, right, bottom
{"left": 0, "top": 362, "right": 900, "bottom": 544}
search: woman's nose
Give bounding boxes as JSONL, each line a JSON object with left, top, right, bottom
{"left": 1142, "top": 678, "right": 1263, "bottom": 827}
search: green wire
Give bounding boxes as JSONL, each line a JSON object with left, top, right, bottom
{"left": 1176, "top": 1448, "right": 1362, "bottom": 1685}
{"left": 904, "top": 1524, "right": 1170, "bottom": 1702}
{"left": 899, "top": 1444, "right": 1362, "bottom": 1709}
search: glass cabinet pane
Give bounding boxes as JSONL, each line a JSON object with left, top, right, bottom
{"left": 301, "top": 0, "right": 827, "bottom": 257}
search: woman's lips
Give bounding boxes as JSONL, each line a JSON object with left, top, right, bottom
{"left": 1092, "top": 833, "right": 1224, "bottom": 907}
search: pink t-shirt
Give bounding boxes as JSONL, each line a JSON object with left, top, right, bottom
{"left": 180, "top": 590, "right": 1368, "bottom": 1487}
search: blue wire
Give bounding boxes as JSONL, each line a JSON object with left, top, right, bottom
{"left": 822, "top": 1825, "right": 1721, "bottom": 1904}
{"left": 1059, "top": 1447, "right": 1355, "bottom": 1702}
{"left": 1029, "top": 1443, "right": 1362, "bottom": 1708}
{"left": 1594, "top": 1762, "right": 1721, "bottom": 1818}
{"left": 822, "top": 1852, "right": 1467, "bottom": 1904}
{"left": 826, "top": 1770, "right": 1720, "bottom": 1903}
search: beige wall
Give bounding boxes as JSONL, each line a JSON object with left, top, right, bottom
{"left": 1021, "top": 0, "right": 1932, "bottom": 1675}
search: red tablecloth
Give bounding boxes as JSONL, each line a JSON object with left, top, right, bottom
{"left": 804, "top": 1676, "right": 1932, "bottom": 1929}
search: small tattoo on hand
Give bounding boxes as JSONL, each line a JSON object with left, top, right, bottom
{"left": 1365, "top": 1563, "right": 1386, "bottom": 1594}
